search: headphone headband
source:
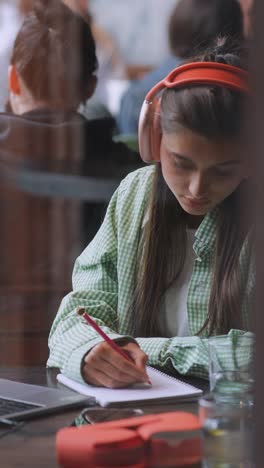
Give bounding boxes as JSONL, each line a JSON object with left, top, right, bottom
{"left": 145, "top": 62, "right": 249, "bottom": 102}
{"left": 139, "top": 61, "right": 249, "bottom": 163}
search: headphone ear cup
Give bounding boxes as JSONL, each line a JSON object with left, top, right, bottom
{"left": 138, "top": 97, "right": 161, "bottom": 163}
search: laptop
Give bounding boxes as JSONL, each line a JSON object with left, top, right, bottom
{"left": 0, "top": 378, "right": 95, "bottom": 421}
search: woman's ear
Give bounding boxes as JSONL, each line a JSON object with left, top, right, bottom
{"left": 8, "top": 65, "right": 21, "bottom": 95}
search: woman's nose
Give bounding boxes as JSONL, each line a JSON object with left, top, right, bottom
{"left": 189, "top": 173, "right": 208, "bottom": 198}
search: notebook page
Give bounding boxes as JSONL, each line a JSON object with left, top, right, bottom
{"left": 57, "top": 367, "right": 202, "bottom": 406}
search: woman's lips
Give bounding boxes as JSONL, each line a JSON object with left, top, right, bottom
{"left": 183, "top": 197, "right": 210, "bottom": 208}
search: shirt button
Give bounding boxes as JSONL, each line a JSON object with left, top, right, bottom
{"left": 195, "top": 257, "right": 202, "bottom": 263}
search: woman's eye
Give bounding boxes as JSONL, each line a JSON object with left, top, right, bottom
{"left": 213, "top": 168, "right": 237, "bottom": 178}
{"left": 172, "top": 159, "right": 193, "bottom": 170}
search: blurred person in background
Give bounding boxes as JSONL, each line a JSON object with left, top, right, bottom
{"left": 1, "top": 0, "right": 142, "bottom": 243}
{"left": 0, "top": 0, "right": 143, "bottom": 366}
{"left": 117, "top": 0, "right": 244, "bottom": 135}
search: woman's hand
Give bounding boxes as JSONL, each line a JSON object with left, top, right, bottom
{"left": 82, "top": 341, "right": 149, "bottom": 388}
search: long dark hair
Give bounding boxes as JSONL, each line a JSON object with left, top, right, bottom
{"left": 11, "top": 0, "right": 97, "bottom": 109}
{"left": 132, "top": 39, "right": 251, "bottom": 337}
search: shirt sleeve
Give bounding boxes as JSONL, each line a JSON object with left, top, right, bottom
{"left": 47, "top": 186, "right": 135, "bottom": 383}
{"left": 137, "top": 329, "right": 253, "bottom": 380}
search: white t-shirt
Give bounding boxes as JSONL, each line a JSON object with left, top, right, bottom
{"left": 158, "top": 229, "right": 196, "bottom": 337}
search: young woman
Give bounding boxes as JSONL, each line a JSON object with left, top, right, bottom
{"left": 48, "top": 38, "right": 254, "bottom": 388}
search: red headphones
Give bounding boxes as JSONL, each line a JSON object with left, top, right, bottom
{"left": 138, "top": 61, "right": 249, "bottom": 163}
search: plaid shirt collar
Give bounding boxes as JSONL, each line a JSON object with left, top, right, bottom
{"left": 193, "top": 206, "right": 220, "bottom": 258}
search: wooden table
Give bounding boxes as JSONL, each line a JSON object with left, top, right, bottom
{"left": 0, "top": 367, "right": 208, "bottom": 467}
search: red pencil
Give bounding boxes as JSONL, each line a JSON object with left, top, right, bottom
{"left": 76, "top": 307, "right": 134, "bottom": 362}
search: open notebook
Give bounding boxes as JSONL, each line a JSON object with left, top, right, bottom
{"left": 57, "top": 367, "right": 202, "bottom": 407}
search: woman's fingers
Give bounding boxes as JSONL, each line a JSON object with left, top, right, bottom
{"left": 122, "top": 343, "right": 149, "bottom": 378}
{"left": 82, "top": 341, "right": 149, "bottom": 387}
{"left": 82, "top": 365, "right": 131, "bottom": 388}
{"left": 89, "top": 342, "right": 148, "bottom": 381}
{"left": 89, "top": 343, "right": 147, "bottom": 380}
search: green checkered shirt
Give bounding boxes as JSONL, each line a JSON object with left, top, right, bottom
{"left": 47, "top": 166, "right": 254, "bottom": 383}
